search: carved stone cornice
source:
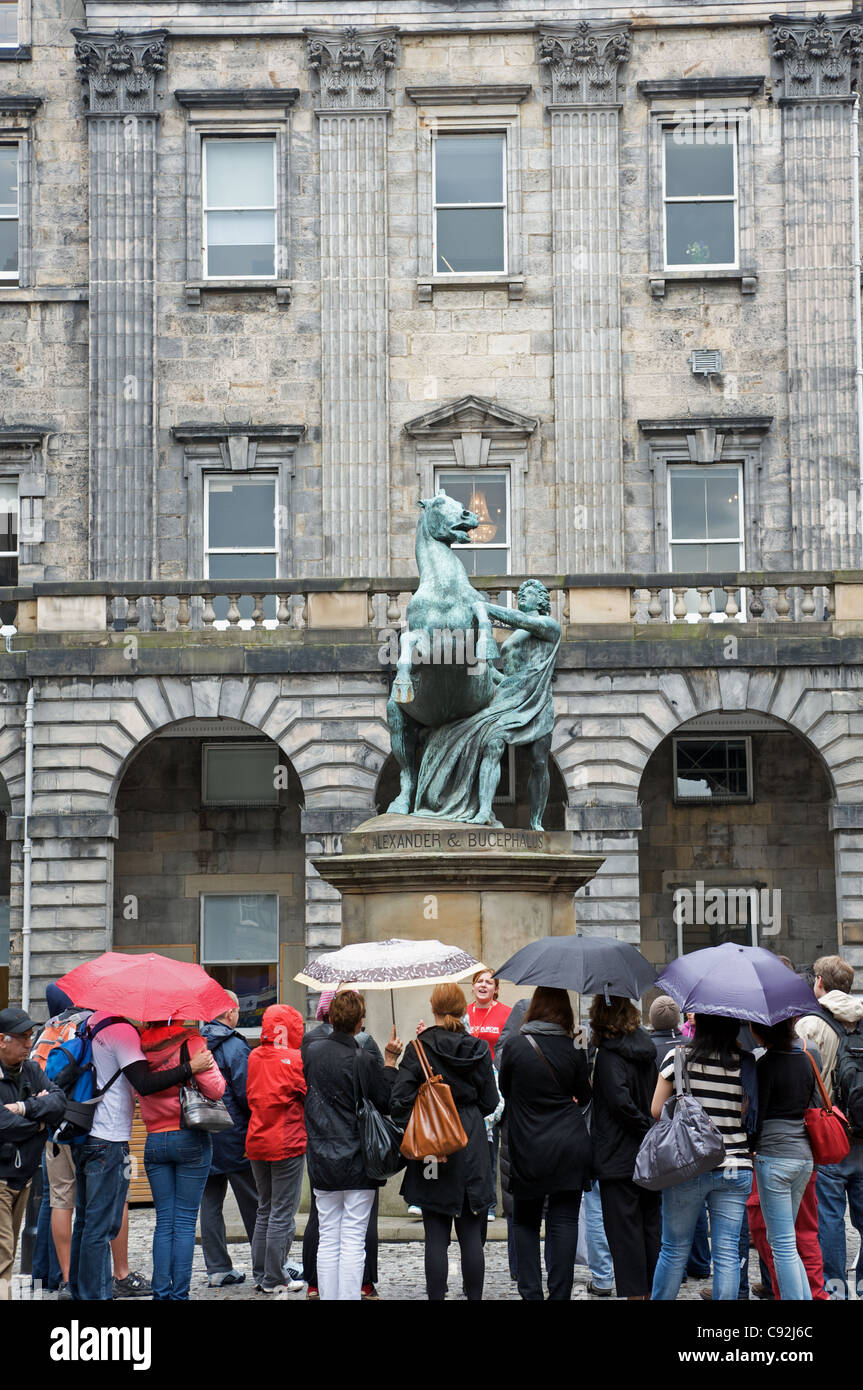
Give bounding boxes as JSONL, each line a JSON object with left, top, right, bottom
{"left": 305, "top": 26, "right": 399, "bottom": 112}
{"left": 769, "top": 11, "right": 863, "bottom": 102}
{"left": 537, "top": 21, "right": 631, "bottom": 108}
{"left": 72, "top": 28, "right": 168, "bottom": 114}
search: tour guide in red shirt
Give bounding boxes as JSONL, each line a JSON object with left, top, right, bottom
{"left": 466, "top": 971, "right": 511, "bottom": 1062}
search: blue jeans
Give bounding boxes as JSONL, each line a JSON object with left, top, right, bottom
{"left": 755, "top": 1153, "right": 813, "bottom": 1301}
{"left": 582, "top": 1181, "right": 614, "bottom": 1289}
{"left": 815, "top": 1142, "right": 863, "bottom": 1298}
{"left": 144, "top": 1129, "right": 212, "bottom": 1301}
{"left": 687, "top": 1203, "right": 711, "bottom": 1278}
{"left": 69, "top": 1138, "right": 130, "bottom": 1301}
{"left": 652, "top": 1167, "right": 753, "bottom": 1301}
{"left": 31, "top": 1152, "right": 62, "bottom": 1291}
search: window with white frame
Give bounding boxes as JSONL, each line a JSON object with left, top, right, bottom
{"left": 201, "top": 892, "right": 279, "bottom": 1033}
{"left": 433, "top": 133, "right": 506, "bottom": 275}
{"left": 202, "top": 137, "right": 277, "bottom": 279}
{"left": 435, "top": 468, "right": 509, "bottom": 576}
{"left": 0, "top": 3, "right": 16, "bottom": 46}
{"left": 0, "top": 477, "right": 18, "bottom": 584}
{"left": 0, "top": 145, "right": 18, "bottom": 282}
{"left": 663, "top": 126, "right": 738, "bottom": 270}
{"left": 204, "top": 474, "right": 277, "bottom": 621}
{"left": 668, "top": 463, "right": 743, "bottom": 616}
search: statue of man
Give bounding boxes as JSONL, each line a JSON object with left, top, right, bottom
{"left": 413, "top": 579, "right": 560, "bottom": 830}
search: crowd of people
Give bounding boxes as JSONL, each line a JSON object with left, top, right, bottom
{"left": 0, "top": 954, "right": 861, "bottom": 1301}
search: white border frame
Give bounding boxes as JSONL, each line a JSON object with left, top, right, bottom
{"left": 432, "top": 131, "right": 507, "bottom": 277}
{"left": 661, "top": 125, "right": 739, "bottom": 273}
{"left": 202, "top": 135, "right": 278, "bottom": 283}
{"left": 203, "top": 472, "right": 279, "bottom": 581}
{"left": 433, "top": 464, "right": 511, "bottom": 574}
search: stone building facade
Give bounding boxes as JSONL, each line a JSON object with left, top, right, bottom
{"left": 1, "top": 0, "right": 863, "bottom": 1018}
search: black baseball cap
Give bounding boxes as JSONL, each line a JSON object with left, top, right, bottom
{"left": 0, "top": 1007, "right": 36, "bottom": 1036}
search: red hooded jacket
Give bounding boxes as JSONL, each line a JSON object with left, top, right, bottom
{"left": 245, "top": 1005, "right": 307, "bottom": 1161}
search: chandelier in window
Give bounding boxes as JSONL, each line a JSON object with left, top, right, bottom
{"left": 467, "top": 489, "right": 498, "bottom": 543}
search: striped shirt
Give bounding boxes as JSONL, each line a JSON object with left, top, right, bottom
{"left": 660, "top": 1049, "right": 752, "bottom": 1171}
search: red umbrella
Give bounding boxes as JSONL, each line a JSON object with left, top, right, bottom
{"left": 56, "top": 952, "right": 234, "bottom": 1023}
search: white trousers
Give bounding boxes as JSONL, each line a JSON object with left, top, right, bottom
{"left": 314, "top": 1188, "right": 376, "bottom": 1301}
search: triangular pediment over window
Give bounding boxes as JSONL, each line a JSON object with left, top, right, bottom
{"left": 404, "top": 395, "right": 538, "bottom": 440}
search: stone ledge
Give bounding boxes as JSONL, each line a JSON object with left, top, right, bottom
{"left": 406, "top": 83, "right": 531, "bottom": 106}
{"left": 649, "top": 270, "right": 757, "bottom": 298}
{"left": 0, "top": 286, "right": 88, "bottom": 302}
{"left": 184, "top": 280, "right": 292, "bottom": 307}
{"left": 7, "top": 813, "right": 119, "bottom": 841}
{"left": 637, "top": 77, "right": 765, "bottom": 100}
{"left": 175, "top": 88, "right": 299, "bottom": 109}
{"left": 417, "top": 274, "right": 524, "bottom": 303}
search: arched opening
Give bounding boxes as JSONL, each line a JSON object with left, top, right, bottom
{"left": 638, "top": 711, "right": 837, "bottom": 975}
{"left": 373, "top": 747, "right": 568, "bottom": 829}
{"left": 112, "top": 718, "right": 306, "bottom": 1032}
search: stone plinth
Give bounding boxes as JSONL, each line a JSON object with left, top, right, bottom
{"left": 311, "top": 813, "right": 603, "bottom": 1042}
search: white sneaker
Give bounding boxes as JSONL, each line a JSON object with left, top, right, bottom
{"left": 283, "top": 1278, "right": 304, "bottom": 1293}
{"left": 407, "top": 1205, "right": 422, "bottom": 1216}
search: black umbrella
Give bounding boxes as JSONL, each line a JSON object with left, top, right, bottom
{"left": 495, "top": 935, "right": 657, "bottom": 1001}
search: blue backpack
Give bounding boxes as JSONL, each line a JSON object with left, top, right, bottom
{"left": 45, "top": 1014, "right": 126, "bottom": 1144}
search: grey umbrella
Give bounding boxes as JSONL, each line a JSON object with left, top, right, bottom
{"left": 494, "top": 934, "right": 657, "bottom": 1001}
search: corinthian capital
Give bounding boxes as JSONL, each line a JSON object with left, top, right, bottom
{"left": 72, "top": 28, "right": 168, "bottom": 113}
{"left": 770, "top": 11, "right": 863, "bottom": 101}
{"left": 537, "top": 20, "right": 631, "bottom": 107}
{"left": 305, "top": 26, "right": 400, "bottom": 111}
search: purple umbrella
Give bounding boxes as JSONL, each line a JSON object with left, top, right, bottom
{"left": 655, "top": 943, "right": 818, "bottom": 1026}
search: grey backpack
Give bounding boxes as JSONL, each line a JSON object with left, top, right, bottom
{"left": 633, "top": 1047, "right": 725, "bottom": 1191}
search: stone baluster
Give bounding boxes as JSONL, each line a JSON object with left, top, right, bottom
{"left": 800, "top": 584, "right": 816, "bottom": 619}
{"left": 671, "top": 587, "right": 688, "bottom": 621}
{"left": 825, "top": 584, "right": 836, "bottom": 619}
{"left": 386, "top": 592, "right": 402, "bottom": 625}
{"left": 774, "top": 586, "right": 791, "bottom": 620}
{"left": 723, "top": 587, "right": 740, "bottom": 620}
{"left": 176, "top": 595, "right": 190, "bottom": 629}
{"left": 277, "top": 594, "right": 291, "bottom": 628}
{"left": 201, "top": 595, "right": 216, "bottom": 627}
{"left": 226, "top": 594, "right": 241, "bottom": 627}
{"left": 697, "top": 587, "right": 714, "bottom": 622}
{"left": 647, "top": 588, "right": 663, "bottom": 621}
{"left": 251, "top": 593, "right": 264, "bottom": 627}
{"left": 747, "top": 585, "right": 765, "bottom": 619}
{"left": 292, "top": 595, "right": 307, "bottom": 631}
{"left": 125, "top": 594, "right": 140, "bottom": 629}
{"left": 150, "top": 594, "right": 165, "bottom": 631}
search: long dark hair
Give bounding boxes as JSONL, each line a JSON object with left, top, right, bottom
{"left": 687, "top": 1013, "right": 741, "bottom": 1068}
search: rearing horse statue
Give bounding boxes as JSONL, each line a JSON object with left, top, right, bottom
{"left": 386, "top": 493, "right": 499, "bottom": 815}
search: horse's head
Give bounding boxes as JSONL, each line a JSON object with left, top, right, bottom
{"left": 418, "top": 492, "right": 478, "bottom": 548}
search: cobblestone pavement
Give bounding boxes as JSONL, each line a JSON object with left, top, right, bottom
{"left": 20, "top": 1205, "right": 808, "bottom": 1302}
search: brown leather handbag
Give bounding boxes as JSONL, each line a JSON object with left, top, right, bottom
{"left": 399, "top": 1037, "right": 469, "bottom": 1162}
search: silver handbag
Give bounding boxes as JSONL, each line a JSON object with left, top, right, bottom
{"left": 179, "top": 1042, "right": 234, "bottom": 1134}
{"left": 632, "top": 1047, "right": 725, "bottom": 1191}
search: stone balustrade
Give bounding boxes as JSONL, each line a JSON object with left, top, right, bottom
{"left": 0, "top": 571, "right": 850, "bottom": 636}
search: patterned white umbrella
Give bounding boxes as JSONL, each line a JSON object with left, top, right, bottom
{"left": 295, "top": 938, "right": 485, "bottom": 991}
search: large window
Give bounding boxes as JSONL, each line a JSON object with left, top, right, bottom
{"left": 435, "top": 469, "right": 509, "bottom": 576}
{"left": 0, "top": 146, "right": 18, "bottom": 283}
{"left": 0, "top": 3, "right": 16, "bottom": 46}
{"left": 202, "top": 138, "right": 277, "bottom": 280}
{"left": 663, "top": 127, "right": 738, "bottom": 270}
{"left": 433, "top": 134, "right": 506, "bottom": 275}
{"left": 204, "top": 474, "right": 277, "bottom": 622}
{"left": 201, "top": 892, "right": 279, "bottom": 1032}
{"left": 673, "top": 737, "right": 752, "bottom": 804}
{"left": 202, "top": 743, "right": 279, "bottom": 807}
{"left": 668, "top": 463, "right": 743, "bottom": 617}
{"left": 0, "top": 478, "right": 18, "bottom": 584}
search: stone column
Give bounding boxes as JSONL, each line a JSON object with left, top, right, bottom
{"left": 537, "top": 23, "right": 631, "bottom": 574}
{"left": 306, "top": 27, "right": 398, "bottom": 576}
{"left": 831, "top": 805, "right": 863, "bottom": 987}
{"left": 7, "top": 814, "right": 117, "bottom": 1017}
{"left": 771, "top": 14, "right": 863, "bottom": 570}
{"left": 72, "top": 29, "right": 168, "bottom": 581}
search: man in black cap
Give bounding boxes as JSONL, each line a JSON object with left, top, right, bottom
{"left": 0, "top": 1007, "right": 65, "bottom": 1299}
